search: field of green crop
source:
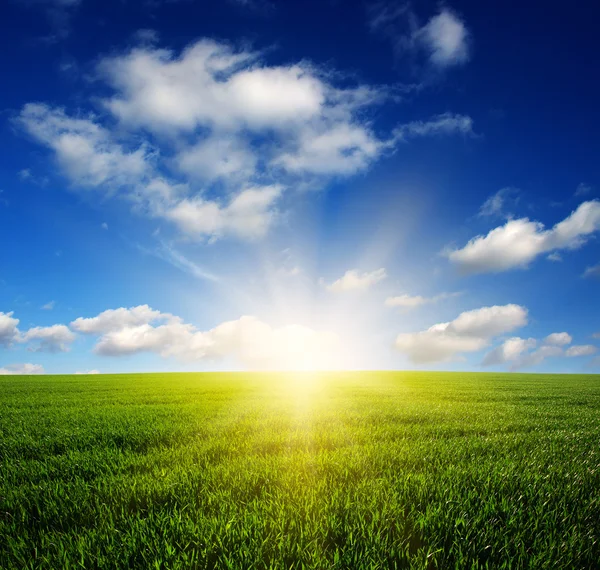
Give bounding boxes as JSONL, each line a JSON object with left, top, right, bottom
{"left": 1, "top": 372, "right": 599, "bottom": 569}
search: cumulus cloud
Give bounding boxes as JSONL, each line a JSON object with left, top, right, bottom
{"left": 544, "top": 332, "right": 572, "bottom": 346}
{"left": 21, "top": 324, "right": 76, "bottom": 353}
{"left": 447, "top": 200, "right": 600, "bottom": 274}
{"left": 163, "top": 185, "right": 282, "bottom": 240}
{"left": 482, "top": 330, "right": 597, "bottom": 369}
{"left": 17, "top": 37, "right": 475, "bottom": 242}
{"left": 99, "top": 42, "right": 325, "bottom": 132}
{"left": 385, "top": 291, "right": 460, "bottom": 309}
{"left": 415, "top": 9, "right": 470, "bottom": 67}
{"left": 325, "top": 268, "right": 387, "bottom": 293}
{"left": 566, "top": 345, "right": 598, "bottom": 357}
{"left": 0, "top": 363, "right": 45, "bottom": 375}
{"left": 18, "top": 104, "right": 151, "bottom": 189}
{"left": 0, "top": 312, "right": 20, "bottom": 346}
{"left": 395, "top": 304, "right": 528, "bottom": 363}
{"left": 510, "top": 345, "right": 564, "bottom": 369}
{"left": 78, "top": 306, "right": 340, "bottom": 370}
{"left": 481, "top": 337, "right": 537, "bottom": 366}
{"left": 70, "top": 304, "right": 174, "bottom": 334}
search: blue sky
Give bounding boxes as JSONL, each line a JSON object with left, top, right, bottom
{"left": 1, "top": 0, "right": 599, "bottom": 374}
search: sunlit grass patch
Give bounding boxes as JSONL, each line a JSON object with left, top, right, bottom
{"left": 1, "top": 371, "right": 599, "bottom": 568}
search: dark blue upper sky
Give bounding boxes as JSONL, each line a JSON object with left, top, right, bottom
{"left": 1, "top": 0, "right": 599, "bottom": 374}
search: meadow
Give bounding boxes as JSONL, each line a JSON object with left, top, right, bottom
{"left": 1, "top": 371, "right": 599, "bottom": 569}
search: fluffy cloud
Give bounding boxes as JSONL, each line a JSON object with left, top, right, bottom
{"left": 481, "top": 337, "right": 537, "bottom": 366}
{"left": 175, "top": 135, "right": 257, "bottom": 183}
{"left": 416, "top": 9, "right": 469, "bottom": 67}
{"left": 70, "top": 304, "right": 173, "bottom": 334}
{"left": 511, "top": 345, "right": 564, "bottom": 369}
{"left": 369, "top": 5, "right": 470, "bottom": 69}
{"left": 273, "top": 123, "right": 382, "bottom": 176}
{"left": 326, "top": 268, "right": 387, "bottom": 293}
{"left": 17, "top": 37, "right": 475, "bottom": 242}
{"left": 98, "top": 42, "right": 325, "bottom": 131}
{"left": 385, "top": 291, "right": 460, "bottom": 309}
{"left": 566, "top": 345, "right": 598, "bottom": 357}
{"left": 395, "top": 304, "right": 528, "bottom": 363}
{"left": 0, "top": 363, "right": 45, "bottom": 375}
{"left": 544, "top": 332, "right": 572, "bottom": 346}
{"left": 482, "top": 330, "right": 597, "bottom": 369}
{"left": 447, "top": 200, "right": 600, "bottom": 274}
{"left": 18, "top": 104, "right": 151, "bottom": 189}
{"left": 21, "top": 324, "right": 76, "bottom": 353}
{"left": 0, "top": 312, "right": 20, "bottom": 346}
{"left": 79, "top": 307, "right": 340, "bottom": 370}
{"left": 163, "top": 185, "right": 282, "bottom": 240}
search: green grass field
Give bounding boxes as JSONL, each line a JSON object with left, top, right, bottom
{"left": 1, "top": 372, "right": 599, "bottom": 569}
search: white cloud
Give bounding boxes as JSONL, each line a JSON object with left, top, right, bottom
{"left": 385, "top": 291, "right": 460, "bottom": 309}
{"left": 18, "top": 104, "right": 151, "bottom": 189}
{"left": 415, "top": 9, "right": 470, "bottom": 67}
{"left": 163, "top": 185, "right": 282, "bottom": 240}
{"left": 80, "top": 307, "right": 340, "bottom": 370}
{"left": 478, "top": 187, "right": 518, "bottom": 219}
{"left": 41, "top": 301, "right": 55, "bottom": 310}
{"left": 592, "top": 332, "right": 600, "bottom": 340}
{"left": 75, "top": 369, "right": 101, "bottom": 374}
{"left": 544, "top": 332, "right": 572, "bottom": 346}
{"left": 447, "top": 200, "right": 600, "bottom": 274}
{"left": 99, "top": 42, "right": 325, "bottom": 131}
{"left": 510, "top": 345, "right": 564, "bottom": 369}
{"left": 482, "top": 337, "right": 537, "bottom": 366}
{"left": 583, "top": 263, "right": 600, "bottom": 278}
{"left": 18, "top": 38, "right": 477, "bottom": 243}
{"left": 394, "top": 112, "right": 474, "bottom": 140}
{"left": 395, "top": 304, "right": 528, "bottom": 363}
{"left": 21, "top": 324, "right": 76, "bottom": 353}
{"left": 70, "top": 304, "right": 173, "bottom": 334}
{"left": 326, "top": 268, "right": 387, "bottom": 293}
{"left": 566, "top": 345, "right": 597, "bottom": 357}
{"left": 368, "top": 5, "right": 470, "bottom": 69}
{"left": 483, "top": 331, "right": 597, "bottom": 369}
{"left": 547, "top": 252, "right": 562, "bottom": 262}
{"left": 274, "top": 123, "right": 382, "bottom": 176}
{"left": 0, "top": 363, "right": 45, "bottom": 375}
{"left": 101, "top": 222, "right": 108, "bottom": 230}
{"left": 0, "top": 312, "right": 20, "bottom": 346}
{"left": 176, "top": 135, "right": 257, "bottom": 183}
